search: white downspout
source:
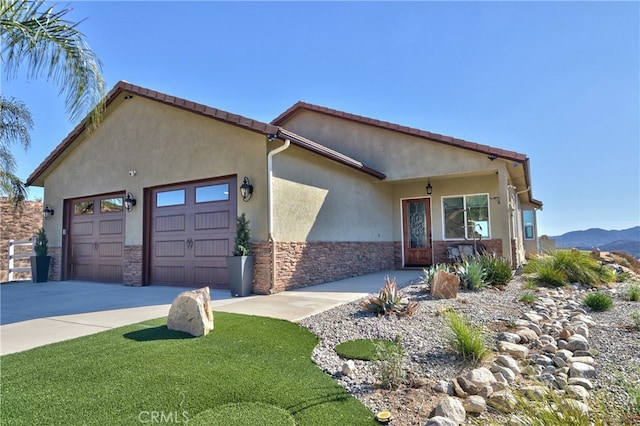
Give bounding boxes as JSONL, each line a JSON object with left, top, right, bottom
{"left": 267, "top": 138, "right": 290, "bottom": 293}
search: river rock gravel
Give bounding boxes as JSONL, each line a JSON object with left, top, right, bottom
{"left": 298, "top": 275, "right": 640, "bottom": 425}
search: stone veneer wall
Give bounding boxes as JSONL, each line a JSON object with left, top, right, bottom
{"left": 252, "top": 241, "right": 395, "bottom": 294}
{"left": 432, "top": 239, "right": 503, "bottom": 265}
{"left": 1, "top": 198, "right": 43, "bottom": 282}
{"left": 48, "top": 247, "right": 62, "bottom": 281}
{"left": 123, "top": 245, "right": 143, "bottom": 285}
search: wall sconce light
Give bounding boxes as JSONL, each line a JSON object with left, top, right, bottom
{"left": 488, "top": 154, "right": 498, "bottom": 161}
{"left": 426, "top": 179, "right": 433, "bottom": 195}
{"left": 491, "top": 196, "right": 501, "bottom": 204}
{"left": 43, "top": 204, "right": 54, "bottom": 220}
{"left": 124, "top": 192, "right": 137, "bottom": 212}
{"left": 240, "top": 177, "right": 253, "bottom": 202}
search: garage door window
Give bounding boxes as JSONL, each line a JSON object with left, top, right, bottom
{"left": 157, "top": 189, "right": 185, "bottom": 207}
{"left": 196, "top": 184, "right": 229, "bottom": 203}
{"left": 101, "top": 198, "right": 123, "bottom": 213}
{"left": 74, "top": 201, "right": 94, "bottom": 215}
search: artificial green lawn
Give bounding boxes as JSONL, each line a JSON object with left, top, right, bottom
{"left": 1, "top": 313, "right": 377, "bottom": 425}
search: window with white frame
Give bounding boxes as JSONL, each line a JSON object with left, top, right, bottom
{"left": 523, "top": 210, "right": 535, "bottom": 240}
{"left": 443, "top": 194, "right": 490, "bottom": 239}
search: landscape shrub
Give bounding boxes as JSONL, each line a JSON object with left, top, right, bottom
{"left": 443, "top": 309, "right": 489, "bottom": 363}
{"left": 523, "top": 250, "right": 616, "bottom": 287}
{"left": 360, "top": 276, "right": 418, "bottom": 316}
{"left": 617, "top": 271, "right": 633, "bottom": 283}
{"left": 519, "top": 291, "right": 536, "bottom": 304}
{"left": 479, "top": 253, "right": 513, "bottom": 286}
{"left": 626, "top": 284, "right": 640, "bottom": 302}
{"left": 510, "top": 385, "right": 636, "bottom": 426}
{"left": 456, "top": 258, "right": 487, "bottom": 291}
{"left": 583, "top": 292, "right": 614, "bottom": 312}
{"left": 534, "top": 262, "right": 567, "bottom": 287}
{"left": 373, "top": 339, "right": 406, "bottom": 389}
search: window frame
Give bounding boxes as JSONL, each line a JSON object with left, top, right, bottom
{"left": 523, "top": 210, "right": 535, "bottom": 240}
{"left": 441, "top": 193, "right": 491, "bottom": 240}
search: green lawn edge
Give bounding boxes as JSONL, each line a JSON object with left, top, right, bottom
{"left": 1, "top": 313, "right": 377, "bottom": 425}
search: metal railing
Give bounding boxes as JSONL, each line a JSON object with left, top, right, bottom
{"left": 8, "top": 238, "right": 34, "bottom": 281}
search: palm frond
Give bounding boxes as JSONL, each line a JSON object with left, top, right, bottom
{"left": 1, "top": 0, "right": 105, "bottom": 127}
{"left": 0, "top": 95, "right": 33, "bottom": 150}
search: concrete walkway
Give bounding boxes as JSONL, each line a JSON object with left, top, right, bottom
{"left": 0, "top": 270, "right": 421, "bottom": 356}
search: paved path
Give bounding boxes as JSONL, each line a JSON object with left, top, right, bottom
{"left": 0, "top": 270, "right": 421, "bottom": 355}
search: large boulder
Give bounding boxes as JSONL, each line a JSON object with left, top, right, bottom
{"left": 167, "top": 287, "right": 214, "bottom": 337}
{"left": 431, "top": 271, "right": 460, "bottom": 299}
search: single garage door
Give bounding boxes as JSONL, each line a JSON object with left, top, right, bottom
{"left": 69, "top": 194, "right": 125, "bottom": 282}
{"left": 150, "top": 177, "right": 236, "bottom": 288}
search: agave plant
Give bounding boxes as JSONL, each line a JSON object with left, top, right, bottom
{"left": 456, "top": 258, "right": 487, "bottom": 291}
{"left": 360, "top": 276, "right": 418, "bottom": 317}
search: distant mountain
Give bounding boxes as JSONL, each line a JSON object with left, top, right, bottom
{"left": 551, "top": 226, "right": 640, "bottom": 258}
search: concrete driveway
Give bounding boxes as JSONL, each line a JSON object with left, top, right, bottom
{"left": 0, "top": 270, "right": 421, "bottom": 355}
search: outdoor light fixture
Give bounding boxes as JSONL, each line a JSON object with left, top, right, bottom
{"left": 240, "top": 177, "right": 253, "bottom": 202}
{"left": 124, "top": 192, "right": 137, "bottom": 212}
{"left": 488, "top": 154, "right": 498, "bottom": 161}
{"left": 43, "top": 204, "right": 54, "bottom": 220}
{"left": 426, "top": 179, "right": 433, "bottom": 195}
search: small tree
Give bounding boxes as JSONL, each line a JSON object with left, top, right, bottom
{"left": 33, "top": 228, "right": 48, "bottom": 257}
{"left": 233, "top": 213, "right": 251, "bottom": 256}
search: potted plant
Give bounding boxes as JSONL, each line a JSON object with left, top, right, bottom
{"left": 227, "top": 213, "right": 254, "bottom": 297}
{"left": 30, "top": 228, "right": 51, "bottom": 283}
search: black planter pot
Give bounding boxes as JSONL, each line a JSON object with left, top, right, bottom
{"left": 30, "top": 256, "right": 51, "bottom": 283}
{"left": 227, "top": 255, "right": 254, "bottom": 297}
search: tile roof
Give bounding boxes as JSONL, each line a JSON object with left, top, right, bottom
{"left": 27, "top": 82, "right": 384, "bottom": 185}
{"left": 272, "top": 101, "right": 528, "bottom": 163}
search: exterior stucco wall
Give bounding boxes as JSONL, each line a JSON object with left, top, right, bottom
{"left": 272, "top": 145, "right": 392, "bottom": 241}
{"left": 38, "top": 96, "right": 269, "bottom": 248}
{"left": 279, "top": 110, "right": 501, "bottom": 182}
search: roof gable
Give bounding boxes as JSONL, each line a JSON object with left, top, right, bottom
{"left": 27, "top": 82, "right": 385, "bottom": 186}
{"left": 272, "top": 101, "right": 541, "bottom": 207}
{"left": 272, "top": 101, "right": 527, "bottom": 163}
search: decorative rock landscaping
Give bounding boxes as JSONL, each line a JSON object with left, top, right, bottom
{"left": 299, "top": 277, "right": 640, "bottom": 425}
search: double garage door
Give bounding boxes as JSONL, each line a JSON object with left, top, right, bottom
{"left": 68, "top": 177, "right": 236, "bottom": 287}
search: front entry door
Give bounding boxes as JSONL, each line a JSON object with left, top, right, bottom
{"left": 402, "top": 198, "right": 432, "bottom": 266}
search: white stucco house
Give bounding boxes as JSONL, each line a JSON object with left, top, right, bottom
{"left": 27, "top": 81, "right": 542, "bottom": 293}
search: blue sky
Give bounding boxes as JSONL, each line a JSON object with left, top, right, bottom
{"left": 3, "top": 1, "right": 639, "bottom": 236}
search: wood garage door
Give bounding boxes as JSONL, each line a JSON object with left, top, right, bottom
{"left": 69, "top": 194, "right": 125, "bottom": 282}
{"left": 150, "top": 178, "right": 236, "bottom": 288}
